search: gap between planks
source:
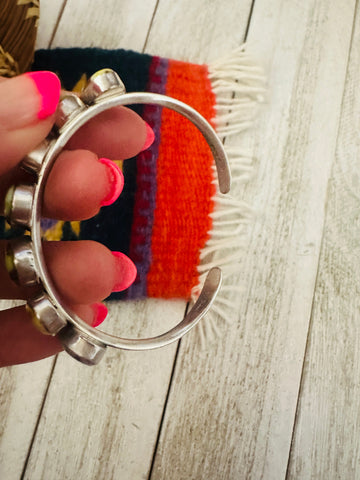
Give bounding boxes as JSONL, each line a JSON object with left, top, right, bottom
{"left": 285, "top": 3, "right": 359, "bottom": 477}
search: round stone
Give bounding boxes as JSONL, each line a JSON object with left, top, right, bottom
{"left": 4, "top": 185, "right": 15, "bottom": 220}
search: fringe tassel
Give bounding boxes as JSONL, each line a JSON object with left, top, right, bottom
{"left": 209, "top": 45, "right": 266, "bottom": 138}
{"left": 191, "top": 44, "right": 266, "bottom": 344}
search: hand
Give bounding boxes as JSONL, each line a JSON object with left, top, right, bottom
{"left": 0, "top": 71, "right": 154, "bottom": 367}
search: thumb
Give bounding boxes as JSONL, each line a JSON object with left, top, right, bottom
{"left": 0, "top": 71, "right": 60, "bottom": 175}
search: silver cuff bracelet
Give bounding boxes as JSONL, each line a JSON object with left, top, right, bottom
{"left": 4, "top": 69, "right": 231, "bottom": 366}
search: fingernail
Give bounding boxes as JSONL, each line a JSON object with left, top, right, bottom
{"left": 141, "top": 122, "right": 155, "bottom": 151}
{"left": 25, "top": 71, "right": 61, "bottom": 119}
{"left": 112, "top": 251, "right": 137, "bottom": 292}
{"left": 99, "top": 158, "right": 124, "bottom": 206}
{"left": 92, "top": 303, "right": 108, "bottom": 327}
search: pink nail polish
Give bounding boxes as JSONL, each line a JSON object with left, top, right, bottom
{"left": 99, "top": 158, "right": 124, "bottom": 206}
{"left": 112, "top": 251, "right": 137, "bottom": 292}
{"left": 92, "top": 303, "right": 108, "bottom": 327}
{"left": 141, "top": 122, "right": 155, "bottom": 151}
{"left": 25, "top": 71, "right": 61, "bottom": 120}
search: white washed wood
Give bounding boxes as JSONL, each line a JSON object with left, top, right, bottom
{"left": 22, "top": 1, "right": 188, "bottom": 479}
{"left": 0, "top": 359, "right": 54, "bottom": 480}
{"left": 35, "top": 0, "right": 66, "bottom": 49}
{"left": 2, "top": 0, "right": 355, "bottom": 478}
{"left": 23, "top": 300, "right": 181, "bottom": 480}
{"left": 151, "top": 0, "right": 356, "bottom": 479}
{"left": 0, "top": 4, "right": 68, "bottom": 479}
{"left": 22, "top": 1, "right": 257, "bottom": 478}
{"left": 50, "top": 0, "right": 158, "bottom": 51}
{"left": 23, "top": 302, "right": 182, "bottom": 480}
{"left": 145, "top": 0, "right": 252, "bottom": 62}
{"left": 287, "top": 3, "right": 360, "bottom": 478}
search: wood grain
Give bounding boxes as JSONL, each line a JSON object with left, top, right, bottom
{"left": 35, "top": 0, "right": 67, "bottom": 49}
{"left": 287, "top": 2, "right": 360, "bottom": 478}
{"left": 22, "top": 301, "right": 180, "bottom": 480}
{"left": 145, "top": 0, "right": 252, "bottom": 62}
{"left": 20, "top": 2, "right": 185, "bottom": 479}
{"left": 0, "top": 0, "right": 358, "bottom": 479}
{"left": 20, "top": 1, "right": 256, "bottom": 478}
{"left": 50, "top": 0, "right": 158, "bottom": 51}
{"left": 0, "top": 359, "right": 54, "bottom": 480}
{"left": 150, "top": 0, "right": 356, "bottom": 478}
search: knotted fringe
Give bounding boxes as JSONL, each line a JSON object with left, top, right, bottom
{"left": 191, "top": 45, "right": 266, "bottom": 346}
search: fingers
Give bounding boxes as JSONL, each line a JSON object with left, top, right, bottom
{"left": 0, "top": 110, "right": 154, "bottom": 220}
{"left": 0, "top": 303, "right": 102, "bottom": 367}
{"left": 0, "top": 240, "right": 137, "bottom": 304}
{"left": 43, "top": 113, "right": 154, "bottom": 216}
{"left": 0, "top": 306, "right": 63, "bottom": 366}
{"left": 0, "top": 73, "right": 149, "bottom": 367}
{"left": 43, "top": 150, "right": 124, "bottom": 219}
{"left": 0, "top": 72, "right": 151, "bottom": 177}
{"left": 0, "top": 150, "right": 125, "bottom": 219}
{"left": 66, "top": 106, "right": 151, "bottom": 160}
{"left": 45, "top": 241, "right": 136, "bottom": 304}
{"left": 0, "top": 72, "right": 60, "bottom": 174}
{"left": 0, "top": 238, "right": 136, "bottom": 366}
{"left": 0, "top": 73, "right": 155, "bottom": 219}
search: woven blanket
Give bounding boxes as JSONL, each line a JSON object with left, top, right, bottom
{"left": 1, "top": 46, "right": 265, "bottom": 329}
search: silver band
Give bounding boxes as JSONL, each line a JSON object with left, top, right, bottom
{"left": 5, "top": 69, "right": 231, "bottom": 365}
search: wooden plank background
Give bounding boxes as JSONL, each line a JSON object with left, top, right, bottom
{"left": 0, "top": 0, "right": 359, "bottom": 479}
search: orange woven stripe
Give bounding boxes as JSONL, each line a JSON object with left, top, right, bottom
{"left": 147, "top": 59, "right": 216, "bottom": 298}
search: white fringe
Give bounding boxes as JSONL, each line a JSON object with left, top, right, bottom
{"left": 209, "top": 45, "right": 266, "bottom": 138}
{"left": 190, "top": 44, "right": 266, "bottom": 345}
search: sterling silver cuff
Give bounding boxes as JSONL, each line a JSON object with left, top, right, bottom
{"left": 4, "top": 69, "right": 231, "bottom": 366}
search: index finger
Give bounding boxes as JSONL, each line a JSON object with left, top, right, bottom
{"left": 66, "top": 106, "right": 151, "bottom": 160}
{"left": 0, "top": 72, "right": 60, "bottom": 175}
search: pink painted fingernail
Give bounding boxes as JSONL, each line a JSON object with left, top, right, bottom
{"left": 112, "top": 251, "right": 137, "bottom": 292}
{"left": 25, "top": 71, "right": 61, "bottom": 119}
{"left": 92, "top": 303, "right": 108, "bottom": 327}
{"left": 99, "top": 158, "right": 124, "bottom": 206}
{"left": 141, "top": 122, "right": 155, "bottom": 151}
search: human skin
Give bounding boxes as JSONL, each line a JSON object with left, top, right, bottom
{"left": 0, "top": 72, "right": 153, "bottom": 366}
